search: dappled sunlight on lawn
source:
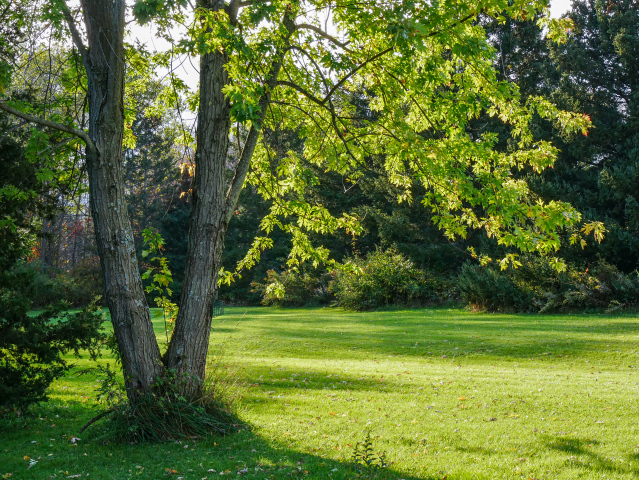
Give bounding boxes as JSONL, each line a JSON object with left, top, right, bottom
{"left": 2, "top": 307, "right": 639, "bottom": 479}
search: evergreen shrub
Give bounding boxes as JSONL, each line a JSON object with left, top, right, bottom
{"left": 0, "top": 283, "right": 105, "bottom": 413}
{"left": 458, "top": 257, "right": 639, "bottom": 312}
{"left": 11, "top": 261, "right": 104, "bottom": 308}
{"left": 457, "top": 261, "right": 538, "bottom": 312}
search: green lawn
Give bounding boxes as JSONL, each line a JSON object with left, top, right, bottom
{"left": 2, "top": 307, "right": 639, "bottom": 479}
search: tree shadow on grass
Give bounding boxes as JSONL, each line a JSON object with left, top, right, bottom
{"left": 542, "top": 435, "right": 639, "bottom": 476}
{"left": 0, "top": 406, "right": 438, "bottom": 480}
{"left": 452, "top": 444, "right": 497, "bottom": 456}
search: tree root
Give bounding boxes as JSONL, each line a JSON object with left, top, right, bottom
{"left": 80, "top": 409, "right": 114, "bottom": 433}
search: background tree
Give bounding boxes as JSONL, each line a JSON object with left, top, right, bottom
{"left": 0, "top": 108, "right": 104, "bottom": 413}
{"left": 443, "top": 0, "right": 639, "bottom": 313}
{"left": 540, "top": 0, "right": 639, "bottom": 270}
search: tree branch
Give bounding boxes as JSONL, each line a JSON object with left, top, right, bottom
{"left": 0, "top": 102, "right": 95, "bottom": 151}
{"left": 59, "top": 1, "right": 91, "bottom": 74}
{"left": 226, "top": 0, "right": 241, "bottom": 25}
{"left": 311, "top": 11, "right": 477, "bottom": 106}
{"left": 224, "top": 9, "right": 295, "bottom": 223}
{"left": 321, "top": 46, "right": 393, "bottom": 104}
{"left": 294, "top": 23, "right": 353, "bottom": 52}
{"left": 237, "top": 0, "right": 269, "bottom": 6}
{"left": 276, "top": 80, "right": 325, "bottom": 106}
{"left": 276, "top": 47, "right": 394, "bottom": 107}
{"left": 225, "top": 123, "right": 259, "bottom": 224}
{"left": 0, "top": 119, "right": 28, "bottom": 144}
{"left": 288, "top": 45, "right": 331, "bottom": 96}
{"left": 79, "top": 409, "right": 114, "bottom": 433}
{"left": 224, "top": 9, "right": 295, "bottom": 224}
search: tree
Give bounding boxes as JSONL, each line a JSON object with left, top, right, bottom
{"left": 0, "top": 0, "right": 592, "bottom": 402}
{"left": 540, "top": 0, "right": 639, "bottom": 270}
{"left": 0, "top": 109, "right": 104, "bottom": 412}
{"left": 485, "top": 0, "right": 639, "bottom": 272}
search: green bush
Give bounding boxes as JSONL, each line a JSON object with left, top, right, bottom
{"left": 330, "top": 249, "right": 451, "bottom": 311}
{"left": 541, "top": 261, "right": 639, "bottom": 312}
{"left": 457, "top": 262, "right": 538, "bottom": 312}
{"left": 252, "top": 268, "right": 332, "bottom": 307}
{"left": 458, "top": 257, "right": 639, "bottom": 313}
{"left": 0, "top": 285, "right": 106, "bottom": 413}
{"left": 11, "top": 260, "right": 104, "bottom": 309}
{"left": 64, "top": 259, "right": 105, "bottom": 306}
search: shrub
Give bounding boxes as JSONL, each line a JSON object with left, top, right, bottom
{"left": 458, "top": 257, "right": 639, "bottom": 313}
{"left": 541, "top": 261, "right": 639, "bottom": 312}
{"left": 64, "top": 259, "right": 105, "bottom": 306}
{"left": 0, "top": 285, "right": 106, "bottom": 413}
{"left": 330, "top": 249, "right": 452, "bottom": 310}
{"left": 457, "top": 261, "right": 538, "bottom": 312}
{"left": 11, "top": 260, "right": 104, "bottom": 309}
{"left": 252, "top": 268, "right": 332, "bottom": 307}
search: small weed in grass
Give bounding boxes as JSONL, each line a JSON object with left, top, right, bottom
{"left": 351, "top": 431, "right": 390, "bottom": 479}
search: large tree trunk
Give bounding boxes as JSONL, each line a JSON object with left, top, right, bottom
{"left": 163, "top": 48, "right": 231, "bottom": 394}
{"left": 81, "top": 0, "right": 162, "bottom": 397}
{"left": 163, "top": 4, "right": 293, "bottom": 397}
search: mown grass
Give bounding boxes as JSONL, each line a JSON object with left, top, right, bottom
{"left": 2, "top": 306, "right": 639, "bottom": 479}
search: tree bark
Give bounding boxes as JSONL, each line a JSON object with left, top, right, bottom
{"left": 164, "top": 5, "right": 294, "bottom": 396}
{"left": 80, "top": 0, "right": 162, "bottom": 397}
{"left": 163, "top": 47, "right": 231, "bottom": 392}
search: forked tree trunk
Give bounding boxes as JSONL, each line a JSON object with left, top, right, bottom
{"left": 80, "top": 0, "right": 162, "bottom": 396}
{"left": 2, "top": 0, "right": 289, "bottom": 402}
{"left": 77, "top": 0, "right": 242, "bottom": 400}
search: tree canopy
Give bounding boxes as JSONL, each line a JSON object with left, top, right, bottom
{"left": 131, "top": 0, "right": 594, "bottom": 273}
